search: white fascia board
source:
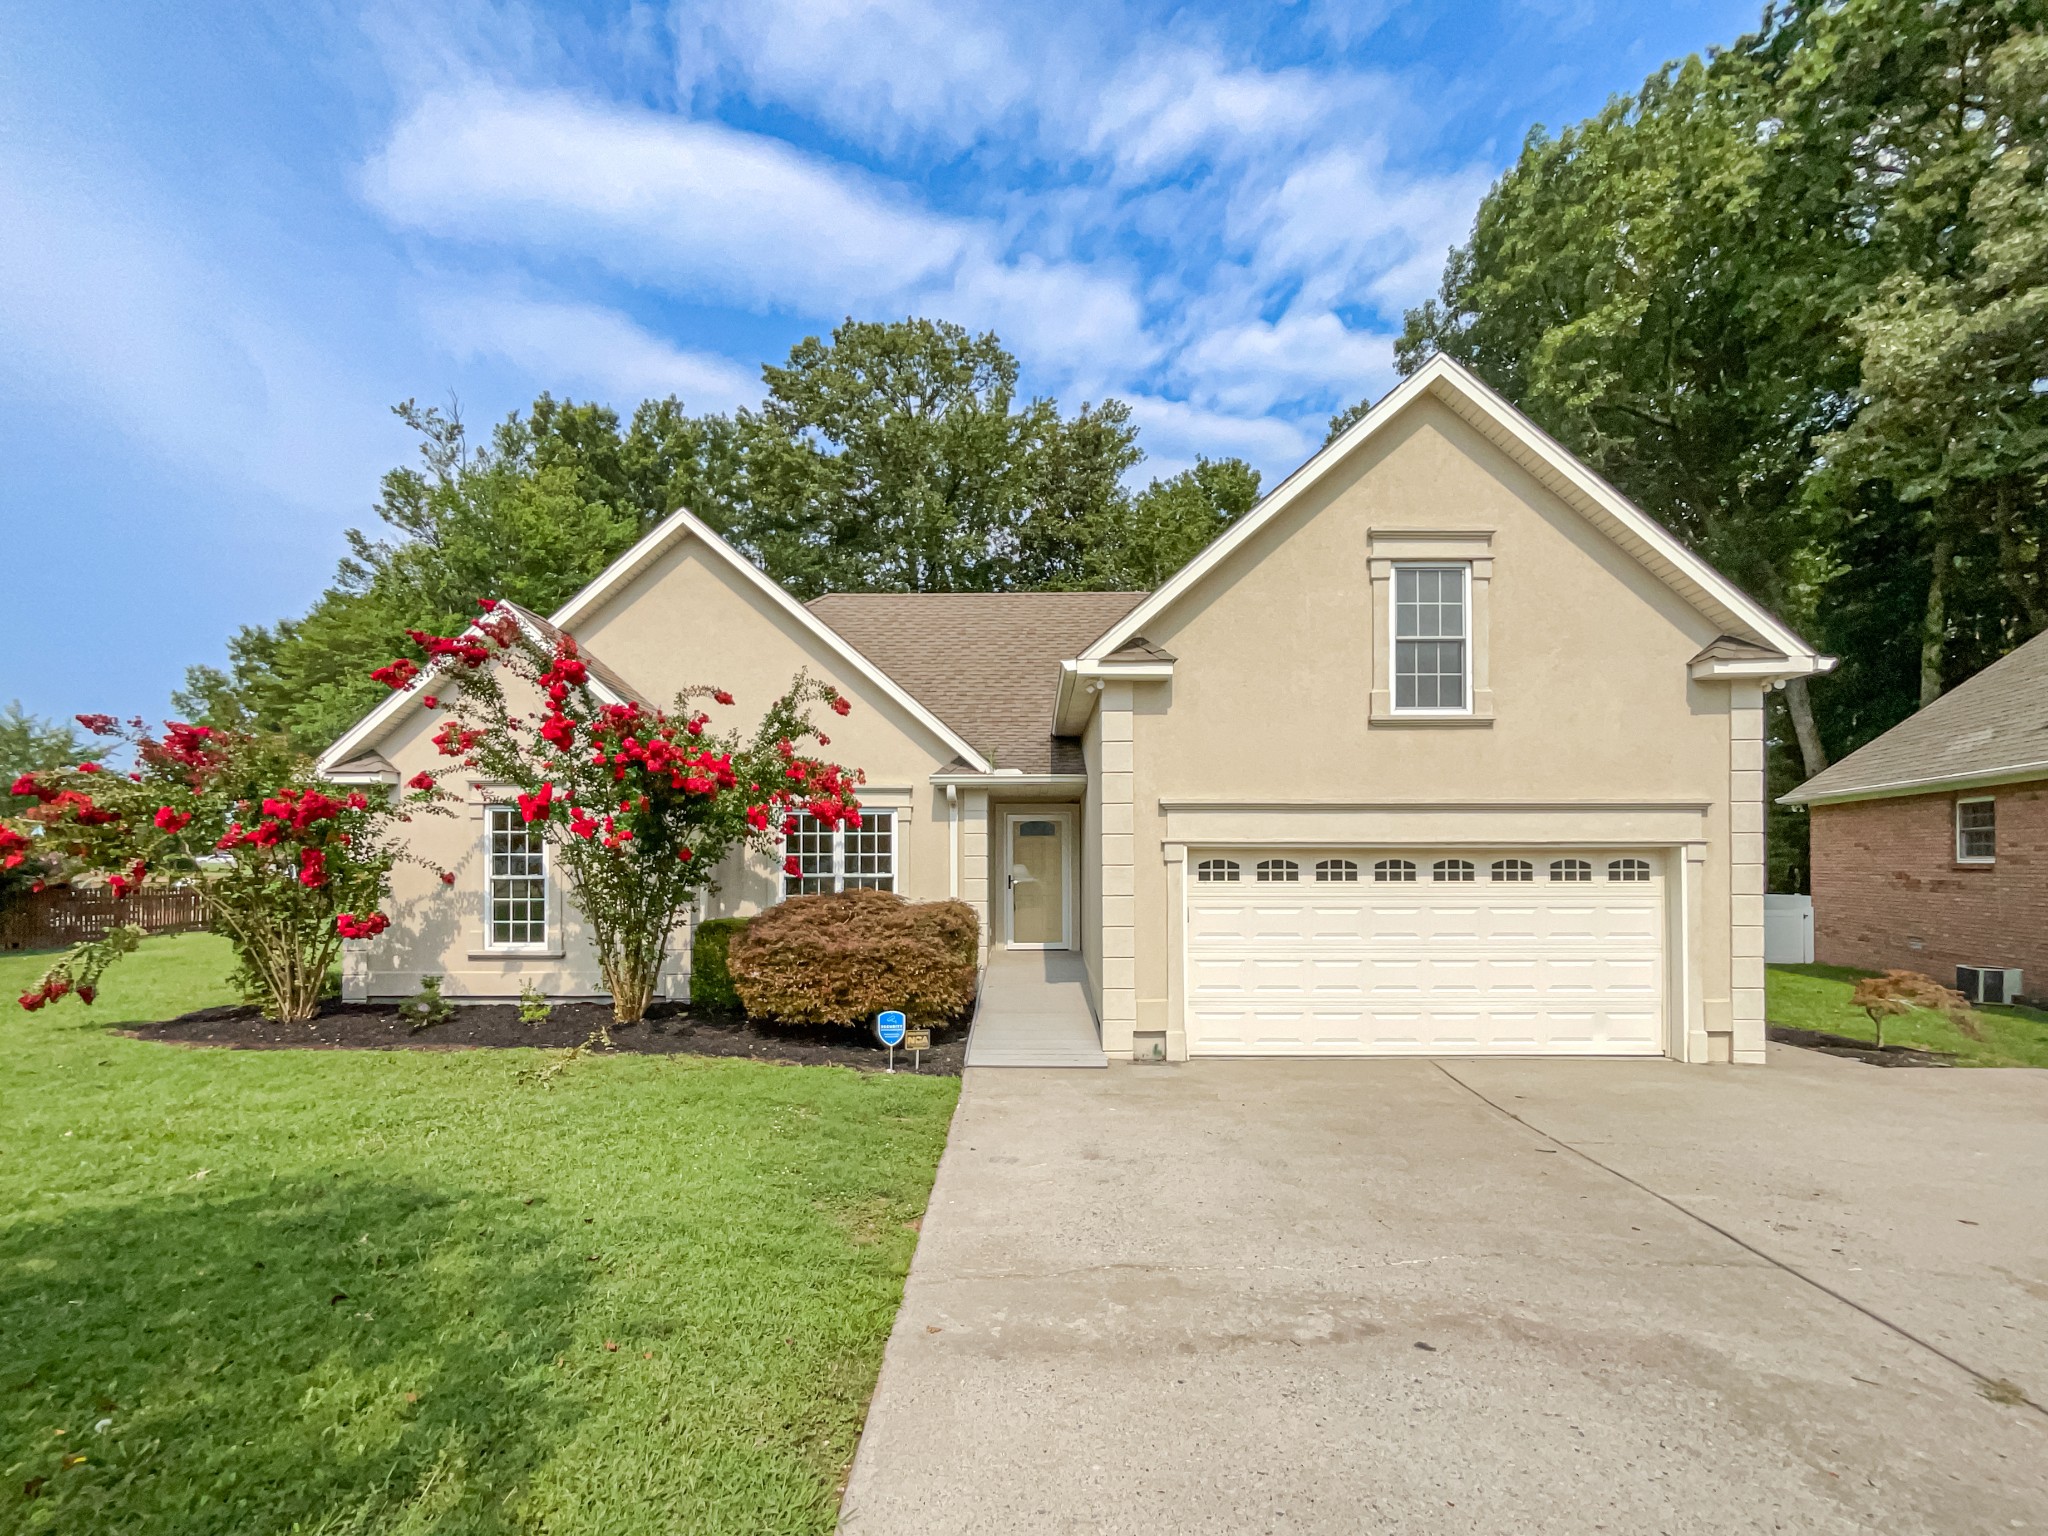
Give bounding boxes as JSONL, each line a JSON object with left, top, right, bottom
{"left": 1780, "top": 759, "right": 2048, "bottom": 806}
{"left": 1053, "top": 656, "right": 1172, "bottom": 735}
{"left": 1084, "top": 354, "right": 1823, "bottom": 666}
{"left": 930, "top": 771, "right": 1088, "bottom": 789}
{"left": 315, "top": 608, "right": 629, "bottom": 778}
{"left": 557, "top": 507, "right": 993, "bottom": 773}
{"left": 1690, "top": 654, "right": 1839, "bottom": 682}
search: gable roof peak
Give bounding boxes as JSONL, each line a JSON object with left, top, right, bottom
{"left": 1082, "top": 353, "right": 1827, "bottom": 675}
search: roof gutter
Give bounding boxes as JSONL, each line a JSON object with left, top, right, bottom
{"left": 1781, "top": 757, "right": 2048, "bottom": 807}
{"left": 929, "top": 771, "right": 1089, "bottom": 790}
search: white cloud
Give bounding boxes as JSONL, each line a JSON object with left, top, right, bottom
{"left": 1231, "top": 142, "right": 1493, "bottom": 313}
{"left": 365, "top": 85, "right": 966, "bottom": 311}
{"left": 425, "top": 292, "right": 762, "bottom": 411}
{"left": 1122, "top": 393, "right": 1315, "bottom": 480}
{"left": 364, "top": 83, "right": 1157, "bottom": 386}
{"left": 1087, "top": 47, "right": 1346, "bottom": 181}
{"left": 1173, "top": 309, "right": 1395, "bottom": 415}
{"left": 671, "top": 0, "right": 1049, "bottom": 151}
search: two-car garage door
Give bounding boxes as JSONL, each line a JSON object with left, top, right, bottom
{"left": 1184, "top": 851, "right": 1666, "bottom": 1057}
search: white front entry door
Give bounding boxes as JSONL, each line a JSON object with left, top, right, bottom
{"left": 1184, "top": 850, "right": 1666, "bottom": 1056}
{"left": 1004, "top": 813, "right": 1072, "bottom": 949}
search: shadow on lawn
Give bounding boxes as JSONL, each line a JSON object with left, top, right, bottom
{"left": 3, "top": 1175, "right": 596, "bottom": 1534}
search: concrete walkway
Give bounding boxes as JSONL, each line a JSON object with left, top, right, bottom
{"left": 840, "top": 1050, "right": 2048, "bottom": 1534}
{"left": 963, "top": 948, "right": 1106, "bottom": 1068}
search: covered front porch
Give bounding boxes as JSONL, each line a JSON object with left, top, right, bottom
{"left": 942, "top": 775, "right": 1106, "bottom": 1068}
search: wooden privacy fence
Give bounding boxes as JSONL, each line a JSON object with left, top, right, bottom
{"left": 0, "top": 887, "right": 208, "bottom": 951}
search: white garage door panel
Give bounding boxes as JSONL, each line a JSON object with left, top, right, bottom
{"left": 1185, "top": 851, "right": 1666, "bottom": 1057}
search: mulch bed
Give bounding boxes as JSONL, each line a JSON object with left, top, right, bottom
{"left": 121, "top": 1000, "right": 966, "bottom": 1076}
{"left": 1767, "top": 1024, "right": 1955, "bottom": 1068}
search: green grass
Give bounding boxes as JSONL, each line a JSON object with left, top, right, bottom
{"left": 0, "top": 934, "right": 958, "bottom": 1534}
{"left": 1768, "top": 962, "right": 2048, "bottom": 1068}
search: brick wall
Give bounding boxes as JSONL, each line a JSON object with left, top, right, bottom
{"left": 1810, "top": 780, "right": 2048, "bottom": 1000}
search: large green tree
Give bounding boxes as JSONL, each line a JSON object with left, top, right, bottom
{"left": 1394, "top": 0, "right": 2047, "bottom": 886}
{"left": 184, "top": 319, "right": 1263, "bottom": 753}
{"left": 178, "top": 396, "right": 734, "bottom": 753}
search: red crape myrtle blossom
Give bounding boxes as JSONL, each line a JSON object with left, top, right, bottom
{"left": 404, "top": 610, "right": 865, "bottom": 1024}
{"left": 1, "top": 719, "right": 455, "bottom": 1022}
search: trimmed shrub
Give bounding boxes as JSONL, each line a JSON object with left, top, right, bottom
{"left": 690, "top": 916, "right": 750, "bottom": 1014}
{"left": 727, "top": 889, "right": 979, "bottom": 1028}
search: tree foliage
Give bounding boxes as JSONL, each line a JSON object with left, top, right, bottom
{"left": 1397, "top": 0, "right": 2048, "bottom": 887}
{"left": 6, "top": 718, "right": 446, "bottom": 1020}
{"left": 0, "top": 703, "right": 107, "bottom": 904}
{"left": 182, "top": 319, "right": 1261, "bottom": 756}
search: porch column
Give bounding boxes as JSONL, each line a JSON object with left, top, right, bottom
{"left": 960, "top": 788, "right": 991, "bottom": 962}
{"left": 1162, "top": 842, "right": 1187, "bottom": 1061}
{"left": 1099, "top": 681, "right": 1138, "bottom": 1056}
{"left": 1729, "top": 684, "right": 1767, "bottom": 1064}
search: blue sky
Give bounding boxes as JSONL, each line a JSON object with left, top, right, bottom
{"left": 0, "top": 0, "right": 1766, "bottom": 729}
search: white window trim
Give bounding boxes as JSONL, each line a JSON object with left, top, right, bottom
{"left": 1956, "top": 796, "right": 1997, "bottom": 864}
{"left": 482, "top": 802, "right": 553, "bottom": 954}
{"left": 784, "top": 807, "right": 899, "bottom": 896}
{"left": 1367, "top": 530, "right": 1494, "bottom": 725}
{"left": 1388, "top": 562, "right": 1473, "bottom": 716}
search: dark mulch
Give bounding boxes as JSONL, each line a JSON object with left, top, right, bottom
{"left": 1768, "top": 1023, "right": 1956, "bottom": 1069}
{"left": 121, "top": 999, "right": 966, "bottom": 1075}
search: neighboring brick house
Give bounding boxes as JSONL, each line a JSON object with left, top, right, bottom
{"left": 1782, "top": 629, "right": 2048, "bottom": 1001}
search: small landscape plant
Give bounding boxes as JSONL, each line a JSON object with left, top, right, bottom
{"left": 728, "top": 889, "right": 978, "bottom": 1028}
{"left": 1849, "top": 969, "right": 1982, "bottom": 1050}
{"left": 517, "top": 978, "right": 553, "bottom": 1025}
{"left": 689, "top": 916, "right": 749, "bottom": 1014}
{"left": 399, "top": 974, "right": 455, "bottom": 1032}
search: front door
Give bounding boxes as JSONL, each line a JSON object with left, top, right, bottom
{"left": 1005, "top": 813, "right": 1071, "bottom": 949}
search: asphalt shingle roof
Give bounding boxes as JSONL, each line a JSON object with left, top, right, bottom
{"left": 1782, "top": 627, "right": 2048, "bottom": 803}
{"left": 804, "top": 591, "right": 1148, "bottom": 774}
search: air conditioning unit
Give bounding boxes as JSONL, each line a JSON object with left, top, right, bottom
{"left": 1956, "top": 966, "right": 2022, "bottom": 1005}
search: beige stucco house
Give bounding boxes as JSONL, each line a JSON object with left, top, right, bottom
{"left": 316, "top": 356, "right": 1831, "bottom": 1065}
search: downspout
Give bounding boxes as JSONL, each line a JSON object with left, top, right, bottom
{"left": 947, "top": 783, "right": 959, "bottom": 899}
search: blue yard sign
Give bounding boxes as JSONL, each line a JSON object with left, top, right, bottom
{"left": 875, "top": 1009, "right": 907, "bottom": 1073}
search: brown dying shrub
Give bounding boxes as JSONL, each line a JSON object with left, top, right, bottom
{"left": 726, "top": 888, "right": 979, "bottom": 1028}
{"left": 1848, "top": 969, "right": 1982, "bottom": 1050}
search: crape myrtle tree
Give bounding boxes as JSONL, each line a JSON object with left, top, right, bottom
{"left": 5, "top": 716, "right": 450, "bottom": 1019}
{"left": 379, "top": 602, "right": 863, "bottom": 1025}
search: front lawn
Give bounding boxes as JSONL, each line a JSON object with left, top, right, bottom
{"left": 1767, "top": 962, "right": 2048, "bottom": 1068}
{"left": 1, "top": 934, "right": 958, "bottom": 1534}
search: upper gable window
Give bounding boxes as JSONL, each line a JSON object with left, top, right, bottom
{"left": 1956, "top": 798, "right": 1996, "bottom": 863}
{"left": 1392, "top": 564, "right": 1470, "bottom": 713}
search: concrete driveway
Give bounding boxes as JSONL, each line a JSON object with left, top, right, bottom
{"left": 840, "top": 1048, "right": 2048, "bottom": 1534}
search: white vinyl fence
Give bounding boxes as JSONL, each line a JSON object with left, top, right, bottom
{"left": 1764, "top": 894, "right": 1814, "bottom": 965}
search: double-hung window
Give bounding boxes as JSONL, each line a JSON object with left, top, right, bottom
{"left": 1392, "top": 564, "right": 1470, "bottom": 712}
{"left": 485, "top": 803, "right": 548, "bottom": 949}
{"left": 1956, "top": 798, "right": 1996, "bottom": 863}
{"left": 784, "top": 808, "right": 897, "bottom": 896}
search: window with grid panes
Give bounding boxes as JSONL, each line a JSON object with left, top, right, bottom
{"left": 486, "top": 804, "right": 547, "bottom": 947}
{"left": 782, "top": 808, "right": 896, "bottom": 896}
{"left": 1393, "top": 564, "right": 1469, "bottom": 711}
